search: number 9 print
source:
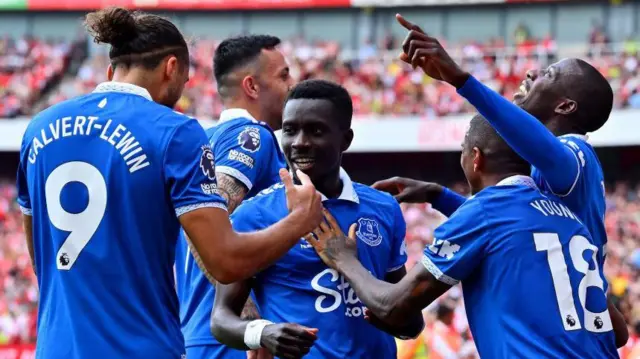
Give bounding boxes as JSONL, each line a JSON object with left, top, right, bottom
{"left": 45, "top": 161, "right": 107, "bottom": 270}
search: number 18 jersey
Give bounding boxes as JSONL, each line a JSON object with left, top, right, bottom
{"left": 15, "top": 83, "right": 227, "bottom": 359}
{"left": 421, "top": 176, "right": 617, "bottom": 358}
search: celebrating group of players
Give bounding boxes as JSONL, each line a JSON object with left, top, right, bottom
{"left": 14, "top": 5, "right": 631, "bottom": 359}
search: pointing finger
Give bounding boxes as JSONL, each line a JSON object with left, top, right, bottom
{"left": 280, "top": 169, "right": 294, "bottom": 191}
{"left": 296, "top": 169, "right": 313, "bottom": 187}
{"left": 348, "top": 223, "right": 357, "bottom": 240}
{"left": 396, "top": 13, "right": 421, "bottom": 32}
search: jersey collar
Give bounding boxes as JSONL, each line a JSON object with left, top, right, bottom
{"left": 562, "top": 134, "right": 589, "bottom": 142}
{"left": 496, "top": 175, "right": 538, "bottom": 190}
{"left": 317, "top": 168, "right": 360, "bottom": 204}
{"left": 93, "top": 82, "right": 152, "bottom": 101}
{"left": 218, "top": 108, "right": 257, "bottom": 124}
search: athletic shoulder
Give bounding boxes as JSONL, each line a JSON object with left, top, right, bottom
{"left": 153, "top": 110, "right": 206, "bottom": 149}
{"left": 355, "top": 183, "right": 401, "bottom": 211}
{"left": 473, "top": 184, "right": 536, "bottom": 215}
{"left": 231, "top": 182, "right": 286, "bottom": 225}
{"left": 558, "top": 134, "right": 598, "bottom": 163}
{"left": 25, "top": 95, "right": 92, "bottom": 135}
{"left": 247, "top": 182, "right": 286, "bottom": 204}
{"left": 210, "top": 118, "right": 275, "bottom": 145}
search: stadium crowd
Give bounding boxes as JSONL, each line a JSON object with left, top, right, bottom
{"left": 2, "top": 26, "right": 640, "bottom": 119}
{"left": 1, "top": 179, "right": 640, "bottom": 357}
{"left": 0, "top": 36, "right": 75, "bottom": 118}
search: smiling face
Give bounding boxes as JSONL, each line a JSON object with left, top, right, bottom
{"left": 281, "top": 98, "right": 353, "bottom": 184}
{"left": 512, "top": 58, "right": 584, "bottom": 125}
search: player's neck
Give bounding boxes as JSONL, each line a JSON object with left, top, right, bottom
{"left": 315, "top": 170, "right": 343, "bottom": 199}
{"left": 111, "top": 71, "right": 157, "bottom": 100}
{"left": 225, "top": 100, "right": 264, "bottom": 125}
{"left": 546, "top": 118, "right": 584, "bottom": 137}
{"left": 480, "top": 172, "right": 527, "bottom": 191}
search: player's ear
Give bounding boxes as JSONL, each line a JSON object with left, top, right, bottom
{"left": 164, "top": 56, "right": 179, "bottom": 80}
{"left": 241, "top": 76, "right": 260, "bottom": 100}
{"left": 107, "top": 64, "right": 114, "bottom": 81}
{"left": 555, "top": 98, "right": 577, "bottom": 116}
{"left": 472, "top": 147, "right": 482, "bottom": 173}
{"left": 341, "top": 129, "right": 354, "bottom": 153}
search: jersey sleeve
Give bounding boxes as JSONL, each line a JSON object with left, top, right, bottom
{"left": 16, "top": 132, "right": 32, "bottom": 215}
{"left": 548, "top": 136, "right": 592, "bottom": 197}
{"left": 421, "top": 199, "right": 489, "bottom": 286}
{"left": 431, "top": 187, "right": 467, "bottom": 217}
{"left": 387, "top": 201, "right": 408, "bottom": 272}
{"left": 164, "top": 119, "right": 227, "bottom": 217}
{"left": 230, "top": 200, "right": 268, "bottom": 233}
{"left": 213, "top": 124, "right": 275, "bottom": 192}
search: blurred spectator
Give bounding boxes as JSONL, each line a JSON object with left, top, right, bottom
{"left": 11, "top": 32, "right": 640, "bottom": 120}
{"left": 0, "top": 36, "right": 72, "bottom": 118}
{"left": 25, "top": 34, "right": 560, "bottom": 120}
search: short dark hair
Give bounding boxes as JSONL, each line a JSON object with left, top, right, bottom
{"left": 567, "top": 59, "right": 613, "bottom": 133}
{"left": 84, "top": 7, "right": 189, "bottom": 70}
{"left": 286, "top": 79, "right": 353, "bottom": 130}
{"left": 213, "top": 35, "right": 281, "bottom": 90}
{"left": 465, "top": 114, "right": 530, "bottom": 175}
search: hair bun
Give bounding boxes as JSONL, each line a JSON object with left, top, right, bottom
{"left": 85, "top": 7, "right": 137, "bottom": 48}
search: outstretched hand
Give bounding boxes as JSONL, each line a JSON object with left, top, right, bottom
{"left": 395, "top": 13, "right": 469, "bottom": 88}
{"left": 304, "top": 209, "right": 357, "bottom": 270}
{"left": 372, "top": 177, "right": 443, "bottom": 204}
{"left": 260, "top": 323, "right": 318, "bottom": 359}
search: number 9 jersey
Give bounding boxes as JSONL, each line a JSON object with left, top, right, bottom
{"left": 15, "top": 83, "right": 227, "bottom": 359}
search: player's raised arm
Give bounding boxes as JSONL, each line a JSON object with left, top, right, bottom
{"left": 167, "top": 120, "right": 322, "bottom": 284}
{"left": 372, "top": 177, "right": 466, "bottom": 217}
{"left": 395, "top": 14, "right": 579, "bottom": 195}
{"left": 211, "top": 280, "right": 318, "bottom": 357}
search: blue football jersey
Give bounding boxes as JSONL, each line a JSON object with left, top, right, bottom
{"left": 175, "top": 108, "right": 286, "bottom": 351}
{"left": 15, "top": 82, "right": 227, "bottom": 359}
{"left": 209, "top": 109, "right": 286, "bottom": 198}
{"left": 531, "top": 134, "right": 607, "bottom": 263}
{"left": 230, "top": 169, "right": 407, "bottom": 359}
{"left": 422, "top": 176, "right": 617, "bottom": 359}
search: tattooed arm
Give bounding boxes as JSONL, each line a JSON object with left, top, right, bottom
{"left": 216, "top": 173, "right": 249, "bottom": 214}
{"left": 181, "top": 172, "right": 248, "bottom": 285}
{"left": 213, "top": 172, "right": 260, "bottom": 321}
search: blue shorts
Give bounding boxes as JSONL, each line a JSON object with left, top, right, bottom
{"left": 186, "top": 345, "right": 247, "bottom": 359}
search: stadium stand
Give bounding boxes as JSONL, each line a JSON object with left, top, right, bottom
{"left": 4, "top": 31, "right": 640, "bottom": 120}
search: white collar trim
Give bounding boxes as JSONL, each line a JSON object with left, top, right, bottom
{"left": 219, "top": 108, "right": 257, "bottom": 124}
{"left": 496, "top": 175, "right": 538, "bottom": 189}
{"left": 93, "top": 82, "right": 152, "bottom": 101}
{"left": 320, "top": 168, "right": 359, "bottom": 203}
{"left": 562, "top": 133, "right": 589, "bottom": 142}
{"left": 290, "top": 167, "right": 359, "bottom": 204}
